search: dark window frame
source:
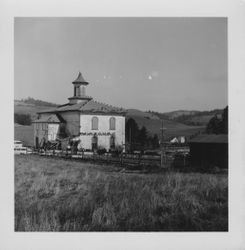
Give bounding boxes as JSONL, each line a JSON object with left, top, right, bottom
{"left": 91, "top": 116, "right": 99, "bottom": 130}
{"left": 109, "top": 117, "right": 116, "bottom": 130}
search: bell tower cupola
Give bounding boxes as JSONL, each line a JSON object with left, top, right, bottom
{"left": 68, "top": 72, "right": 92, "bottom": 104}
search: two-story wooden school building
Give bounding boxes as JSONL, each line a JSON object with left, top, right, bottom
{"left": 33, "top": 72, "right": 126, "bottom": 151}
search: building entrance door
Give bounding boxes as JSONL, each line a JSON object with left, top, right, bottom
{"left": 92, "top": 134, "right": 98, "bottom": 151}
{"left": 35, "top": 136, "right": 39, "bottom": 148}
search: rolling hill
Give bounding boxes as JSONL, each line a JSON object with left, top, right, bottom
{"left": 149, "top": 109, "right": 223, "bottom": 126}
{"left": 14, "top": 99, "right": 58, "bottom": 120}
{"left": 14, "top": 98, "right": 206, "bottom": 145}
{"left": 126, "top": 109, "right": 204, "bottom": 140}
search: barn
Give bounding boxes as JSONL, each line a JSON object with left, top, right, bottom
{"left": 189, "top": 134, "right": 228, "bottom": 169}
{"left": 33, "top": 72, "right": 126, "bottom": 151}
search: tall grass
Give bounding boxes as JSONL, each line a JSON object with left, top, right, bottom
{"left": 15, "top": 155, "right": 228, "bottom": 231}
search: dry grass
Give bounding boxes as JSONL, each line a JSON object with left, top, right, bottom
{"left": 15, "top": 155, "right": 228, "bottom": 231}
{"left": 14, "top": 124, "right": 34, "bottom": 146}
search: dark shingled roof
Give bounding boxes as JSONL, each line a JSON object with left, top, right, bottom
{"left": 72, "top": 72, "right": 89, "bottom": 85}
{"left": 189, "top": 134, "right": 228, "bottom": 144}
{"left": 38, "top": 99, "right": 126, "bottom": 115}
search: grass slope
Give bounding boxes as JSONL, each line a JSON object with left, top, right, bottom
{"left": 14, "top": 124, "right": 34, "bottom": 146}
{"left": 130, "top": 116, "right": 204, "bottom": 139}
{"left": 14, "top": 100, "right": 57, "bottom": 120}
{"left": 15, "top": 155, "right": 228, "bottom": 231}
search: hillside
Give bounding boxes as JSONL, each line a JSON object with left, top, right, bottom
{"left": 14, "top": 99, "right": 58, "bottom": 120}
{"left": 14, "top": 124, "right": 34, "bottom": 146}
{"left": 14, "top": 98, "right": 206, "bottom": 145}
{"left": 126, "top": 109, "right": 204, "bottom": 140}
{"left": 149, "top": 109, "right": 223, "bottom": 126}
{"left": 161, "top": 110, "right": 200, "bottom": 119}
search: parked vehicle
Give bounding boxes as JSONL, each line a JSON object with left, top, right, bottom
{"left": 14, "top": 140, "right": 27, "bottom": 155}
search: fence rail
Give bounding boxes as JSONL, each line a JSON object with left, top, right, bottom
{"left": 28, "top": 147, "right": 189, "bottom": 169}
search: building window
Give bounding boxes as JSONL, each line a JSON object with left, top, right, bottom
{"left": 92, "top": 116, "right": 98, "bottom": 130}
{"left": 92, "top": 133, "right": 98, "bottom": 151}
{"left": 109, "top": 117, "right": 116, "bottom": 130}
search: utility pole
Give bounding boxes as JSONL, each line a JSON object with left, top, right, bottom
{"left": 160, "top": 119, "right": 166, "bottom": 168}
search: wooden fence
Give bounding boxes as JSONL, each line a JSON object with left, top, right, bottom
{"left": 30, "top": 148, "right": 189, "bottom": 169}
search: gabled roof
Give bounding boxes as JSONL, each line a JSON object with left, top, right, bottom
{"left": 33, "top": 114, "right": 62, "bottom": 123}
{"left": 80, "top": 100, "right": 125, "bottom": 114}
{"left": 72, "top": 72, "right": 89, "bottom": 85}
{"left": 37, "top": 99, "right": 126, "bottom": 115}
{"left": 189, "top": 134, "right": 228, "bottom": 144}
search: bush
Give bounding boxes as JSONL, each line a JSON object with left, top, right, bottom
{"left": 110, "top": 145, "right": 123, "bottom": 156}
{"left": 14, "top": 113, "right": 32, "bottom": 125}
{"left": 97, "top": 147, "right": 107, "bottom": 155}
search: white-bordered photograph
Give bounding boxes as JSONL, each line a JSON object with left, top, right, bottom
{"left": 14, "top": 17, "right": 228, "bottom": 232}
{"left": 1, "top": 0, "right": 245, "bottom": 249}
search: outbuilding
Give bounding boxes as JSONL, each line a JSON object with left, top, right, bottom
{"left": 189, "top": 134, "right": 228, "bottom": 169}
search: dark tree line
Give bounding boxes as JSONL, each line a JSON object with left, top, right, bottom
{"left": 14, "top": 113, "right": 32, "bottom": 125}
{"left": 125, "top": 118, "right": 159, "bottom": 151}
{"left": 206, "top": 106, "right": 228, "bottom": 134}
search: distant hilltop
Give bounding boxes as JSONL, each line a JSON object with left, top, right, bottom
{"left": 148, "top": 109, "right": 223, "bottom": 126}
{"left": 15, "top": 97, "right": 58, "bottom": 107}
{"left": 15, "top": 97, "right": 224, "bottom": 127}
{"left": 16, "top": 97, "right": 225, "bottom": 146}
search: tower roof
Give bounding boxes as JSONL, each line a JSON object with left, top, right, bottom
{"left": 72, "top": 72, "right": 89, "bottom": 85}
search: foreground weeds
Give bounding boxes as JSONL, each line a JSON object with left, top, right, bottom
{"left": 15, "top": 155, "right": 228, "bottom": 231}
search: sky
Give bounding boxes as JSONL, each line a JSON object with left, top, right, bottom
{"left": 14, "top": 17, "right": 227, "bottom": 112}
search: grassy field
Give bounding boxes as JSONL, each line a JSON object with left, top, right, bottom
{"left": 15, "top": 155, "right": 228, "bottom": 231}
{"left": 129, "top": 116, "right": 204, "bottom": 139}
{"left": 14, "top": 124, "right": 34, "bottom": 147}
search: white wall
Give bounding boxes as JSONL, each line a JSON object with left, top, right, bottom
{"left": 33, "top": 122, "right": 59, "bottom": 146}
{"left": 79, "top": 114, "right": 125, "bottom": 151}
{"left": 48, "top": 124, "right": 59, "bottom": 141}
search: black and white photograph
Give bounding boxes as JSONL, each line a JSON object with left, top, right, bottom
{"left": 14, "top": 17, "right": 228, "bottom": 232}
{"left": 1, "top": 0, "right": 245, "bottom": 249}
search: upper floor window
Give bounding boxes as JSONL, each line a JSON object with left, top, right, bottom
{"left": 109, "top": 117, "right": 116, "bottom": 130}
{"left": 91, "top": 116, "right": 99, "bottom": 130}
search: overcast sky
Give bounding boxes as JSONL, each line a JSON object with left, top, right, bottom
{"left": 14, "top": 17, "right": 227, "bottom": 112}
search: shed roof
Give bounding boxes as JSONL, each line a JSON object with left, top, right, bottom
{"left": 189, "top": 134, "right": 228, "bottom": 144}
{"left": 33, "top": 114, "right": 62, "bottom": 123}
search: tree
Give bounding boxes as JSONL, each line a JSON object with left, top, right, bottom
{"left": 137, "top": 126, "right": 148, "bottom": 147}
{"left": 151, "top": 134, "right": 160, "bottom": 149}
{"left": 220, "top": 106, "right": 228, "bottom": 134}
{"left": 14, "top": 113, "right": 32, "bottom": 125}
{"left": 125, "top": 118, "right": 140, "bottom": 143}
{"left": 206, "top": 106, "right": 228, "bottom": 134}
{"left": 206, "top": 115, "right": 221, "bottom": 134}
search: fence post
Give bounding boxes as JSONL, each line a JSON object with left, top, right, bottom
{"left": 120, "top": 153, "right": 123, "bottom": 167}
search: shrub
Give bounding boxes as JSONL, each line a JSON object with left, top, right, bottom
{"left": 110, "top": 145, "right": 123, "bottom": 157}
{"left": 14, "top": 113, "right": 32, "bottom": 125}
{"left": 97, "top": 147, "right": 107, "bottom": 155}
